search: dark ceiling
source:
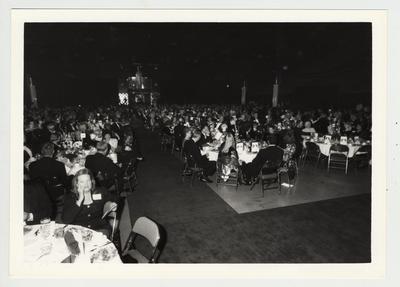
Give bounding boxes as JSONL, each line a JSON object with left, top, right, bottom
{"left": 24, "top": 22, "right": 372, "bottom": 107}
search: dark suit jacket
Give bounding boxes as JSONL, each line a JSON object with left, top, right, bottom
{"left": 244, "top": 145, "right": 284, "bottom": 178}
{"left": 29, "top": 157, "right": 67, "bottom": 183}
{"left": 183, "top": 139, "right": 209, "bottom": 167}
{"left": 85, "top": 153, "right": 122, "bottom": 179}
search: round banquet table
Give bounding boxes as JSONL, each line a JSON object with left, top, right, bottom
{"left": 303, "top": 140, "right": 370, "bottom": 158}
{"left": 24, "top": 222, "right": 122, "bottom": 263}
{"left": 201, "top": 147, "right": 257, "bottom": 164}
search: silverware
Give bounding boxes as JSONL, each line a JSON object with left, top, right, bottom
{"left": 89, "top": 241, "right": 111, "bottom": 252}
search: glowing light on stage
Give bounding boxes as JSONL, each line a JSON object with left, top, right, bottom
{"left": 119, "top": 92, "right": 129, "bottom": 105}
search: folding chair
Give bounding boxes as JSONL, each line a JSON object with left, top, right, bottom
{"left": 181, "top": 153, "right": 204, "bottom": 187}
{"left": 351, "top": 144, "right": 371, "bottom": 170}
{"left": 103, "top": 202, "right": 118, "bottom": 241}
{"left": 250, "top": 147, "right": 284, "bottom": 197}
{"left": 300, "top": 141, "right": 326, "bottom": 168}
{"left": 328, "top": 144, "right": 350, "bottom": 174}
{"left": 122, "top": 216, "right": 162, "bottom": 263}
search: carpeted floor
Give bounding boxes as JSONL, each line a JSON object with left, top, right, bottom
{"left": 207, "top": 163, "right": 371, "bottom": 214}
{"left": 123, "top": 128, "right": 371, "bottom": 263}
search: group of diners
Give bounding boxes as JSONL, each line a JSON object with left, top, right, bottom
{"left": 153, "top": 103, "right": 371, "bottom": 183}
{"left": 22, "top": 102, "right": 372, "bottom": 232}
{"left": 23, "top": 105, "right": 145, "bottom": 238}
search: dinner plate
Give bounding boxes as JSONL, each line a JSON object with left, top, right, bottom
{"left": 90, "top": 243, "right": 117, "bottom": 263}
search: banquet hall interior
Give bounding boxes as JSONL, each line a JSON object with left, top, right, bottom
{"left": 22, "top": 22, "right": 372, "bottom": 263}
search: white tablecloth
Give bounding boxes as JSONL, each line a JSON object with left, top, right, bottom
{"left": 24, "top": 222, "right": 122, "bottom": 263}
{"left": 201, "top": 148, "right": 257, "bottom": 164}
{"left": 303, "top": 141, "right": 369, "bottom": 158}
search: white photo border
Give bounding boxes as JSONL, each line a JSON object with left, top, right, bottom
{"left": 7, "top": 8, "right": 386, "bottom": 280}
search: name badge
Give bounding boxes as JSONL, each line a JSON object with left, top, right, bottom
{"left": 92, "top": 194, "right": 102, "bottom": 200}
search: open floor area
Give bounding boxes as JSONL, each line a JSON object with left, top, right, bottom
{"left": 121, "top": 128, "right": 371, "bottom": 263}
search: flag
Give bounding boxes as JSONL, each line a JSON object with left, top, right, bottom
{"left": 241, "top": 81, "right": 246, "bottom": 105}
{"left": 29, "top": 76, "right": 38, "bottom": 108}
{"left": 272, "top": 83, "right": 279, "bottom": 107}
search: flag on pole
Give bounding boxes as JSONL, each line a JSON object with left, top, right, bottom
{"left": 272, "top": 78, "right": 279, "bottom": 107}
{"left": 29, "top": 76, "right": 38, "bottom": 108}
{"left": 241, "top": 80, "right": 246, "bottom": 105}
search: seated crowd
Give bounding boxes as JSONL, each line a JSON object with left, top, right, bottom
{"left": 23, "top": 105, "right": 145, "bottom": 237}
{"left": 23, "top": 102, "right": 372, "bottom": 231}
{"left": 152, "top": 103, "right": 371, "bottom": 183}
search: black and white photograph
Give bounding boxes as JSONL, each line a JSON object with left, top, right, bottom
{"left": 3, "top": 7, "right": 390, "bottom": 281}
{"left": 21, "top": 20, "right": 373, "bottom": 264}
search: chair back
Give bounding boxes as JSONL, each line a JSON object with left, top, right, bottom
{"left": 355, "top": 145, "right": 371, "bottom": 155}
{"left": 103, "top": 202, "right": 118, "bottom": 241}
{"left": 132, "top": 217, "right": 161, "bottom": 248}
{"left": 124, "top": 159, "right": 137, "bottom": 178}
{"left": 261, "top": 146, "right": 284, "bottom": 171}
{"left": 330, "top": 144, "right": 349, "bottom": 154}
{"left": 262, "top": 158, "right": 282, "bottom": 171}
{"left": 305, "top": 141, "right": 320, "bottom": 154}
{"left": 184, "top": 153, "right": 197, "bottom": 168}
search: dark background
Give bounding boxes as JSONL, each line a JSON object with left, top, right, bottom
{"left": 24, "top": 23, "right": 372, "bottom": 108}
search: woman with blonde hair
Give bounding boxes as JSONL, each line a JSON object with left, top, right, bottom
{"left": 62, "top": 168, "right": 117, "bottom": 237}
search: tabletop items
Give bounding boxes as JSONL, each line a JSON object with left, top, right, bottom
{"left": 303, "top": 135, "right": 371, "bottom": 158}
{"left": 24, "top": 222, "right": 121, "bottom": 263}
{"left": 202, "top": 135, "right": 371, "bottom": 163}
{"left": 304, "top": 134, "right": 370, "bottom": 146}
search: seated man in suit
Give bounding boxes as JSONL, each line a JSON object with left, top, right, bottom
{"left": 85, "top": 141, "right": 122, "bottom": 189}
{"left": 29, "top": 142, "right": 67, "bottom": 181}
{"left": 241, "top": 139, "right": 284, "bottom": 184}
{"left": 28, "top": 142, "right": 68, "bottom": 220}
{"left": 29, "top": 142, "right": 67, "bottom": 200}
{"left": 183, "top": 129, "right": 216, "bottom": 183}
{"left": 196, "top": 125, "right": 213, "bottom": 148}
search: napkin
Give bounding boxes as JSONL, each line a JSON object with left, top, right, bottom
{"left": 64, "top": 230, "right": 83, "bottom": 256}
